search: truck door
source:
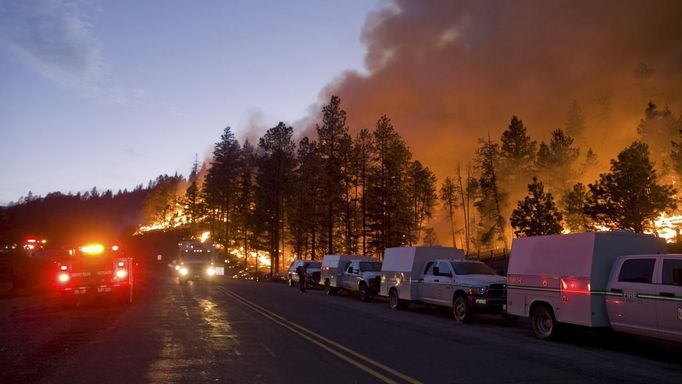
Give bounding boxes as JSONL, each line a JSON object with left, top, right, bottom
{"left": 341, "top": 262, "right": 356, "bottom": 290}
{"left": 656, "top": 257, "right": 682, "bottom": 340}
{"left": 433, "top": 261, "right": 455, "bottom": 306}
{"left": 606, "top": 257, "right": 658, "bottom": 334}
{"left": 419, "top": 262, "right": 439, "bottom": 304}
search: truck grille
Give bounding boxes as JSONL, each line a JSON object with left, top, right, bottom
{"left": 485, "top": 284, "right": 506, "bottom": 298}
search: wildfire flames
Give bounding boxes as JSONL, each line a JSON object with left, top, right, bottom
{"left": 650, "top": 214, "right": 682, "bottom": 243}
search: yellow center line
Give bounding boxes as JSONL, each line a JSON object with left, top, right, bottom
{"left": 216, "top": 286, "right": 422, "bottom": 384}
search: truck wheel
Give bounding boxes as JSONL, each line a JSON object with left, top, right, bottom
{"left": 453, "top": 295, "right": 471, "bottom": 323}
{"left": 358, "top": 283, "right": 370, "bottom": 302}
{"left": 531, "top": 305, "right": 559, "bottom": 340}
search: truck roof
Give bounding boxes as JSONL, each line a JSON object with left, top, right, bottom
{"left": 381, "top": 246, "right": 465, "bottom": 275}
{"left": 508, "top": 232, "right": 666, "bottom": 289}
{"left": 321, "top": 254, "right": 374, "bottom": 268}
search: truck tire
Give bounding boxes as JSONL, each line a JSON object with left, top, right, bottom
{"left": 358, "top": 283, "right": 370, "bottom": 302}
{"left": 531, "top": 305, "right": 559, "bottom": 340}
{"left": 389, "top": 288, "right": 409, "bottom": 310}
{"left": 453, "top": 295, "right": 471, "bottom": 323}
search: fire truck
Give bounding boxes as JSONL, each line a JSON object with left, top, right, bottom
{"left": 176, "top": 241, "right": 223, "bottom": 284}
{"left": 55, "top": 243, "right": 134, "bottom": 305}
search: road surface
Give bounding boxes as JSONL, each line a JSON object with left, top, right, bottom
{"left": 1, "top": 271, "right": 681, "bottom": 383}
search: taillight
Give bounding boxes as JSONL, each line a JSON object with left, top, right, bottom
{"left": 117, "top": 261, "right": 125, "bottom": 267}
{"left": 115, "top": 269, "right": 128, "bottom": 279}
{"left": 59, "top": 265, "right": 68, "bottom": 271}
{"left": 58, "top": 272, "right": 69, "bottom": 283}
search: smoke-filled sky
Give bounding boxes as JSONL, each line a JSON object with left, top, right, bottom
{"left": 2, "top": 0, "right": 682, "bottom": 205}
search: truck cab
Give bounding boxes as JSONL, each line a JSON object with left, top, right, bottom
{"left": 417, "top": 259, "right": 507, "bottom": 322}
{"left": 606, "top": 254, "right": 682, "bottom": 342}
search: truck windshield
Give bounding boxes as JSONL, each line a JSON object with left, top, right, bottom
{"left": 450, "top": 262, "right": 497, "bottom": 275}
{"left": 304, "top": 262, "right": 321, "bottom": 269}
{"left": 359, "top": 262, "right": 381, "bottom": 272}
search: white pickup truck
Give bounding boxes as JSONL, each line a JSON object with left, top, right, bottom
{"left": 319, "top": 254, "right": 382, "bottom": 301}
{"left": 380, "top": 246, "right": 510, "bottom": 322}
{"left": 507, "top": 231, "right": 682, "bottom": 342}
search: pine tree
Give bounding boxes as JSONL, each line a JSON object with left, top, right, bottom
{"left": 474, "top": 136, "right": 507, "bottom": 248}
{"left": 288, "top": 137, "right": 324, "bottom": 259}
{"left": 316, "top": 95, "right": 352, "bottom": 255}
{"left": 536, "top": 128, "right": 580, "bottom": 194}
{"left": 585, "top": 141, "right": 676, "bottom": 233}
{"left": 183, "top": 157, "right": 203, "bottom": 227}
{"left": 637, "top": 102, "right": 681, "bottom": 173}
{"left": 203, "top": 126, "right": 241, "bottom": 251}
{"left": 366, "top": 115, "right": 412, "bottom": 257}
{"left": 354, "top": 128, "right": 374, "bottom": 255}
{"left": 561, "top": 182, "right": 593, "bottom": 232}
{"left": 235, "top": 140, "right": 257, "bottom": 269}
{"left": 510, "top": 177, "right": 563, "bottom": 237}
{"left": 499, "top": 116, "right": 537, "bottom": 181}
{"left": 254, "top": 122, "right": 296, "bottom": 275}
{"left": 439, "top": 176, "right": 459, "bottom": 248}
{"left": 407, "top": 161, "right": 437, "bottom": 245}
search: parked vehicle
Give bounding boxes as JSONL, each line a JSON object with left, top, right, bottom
{"left": 506, "top": 231, "right": 681, "bottom": 341}
{"left": 177, "top": 241, "right": 223, "bottom": 284}
{"left": 287, "top": 259, "right": 321, "bottom": 288}
{"left": 319, "top": 254, "right": 382, "bottom": 301}
{"left": 380, "top": 246, "right": 508, "bottom": 322}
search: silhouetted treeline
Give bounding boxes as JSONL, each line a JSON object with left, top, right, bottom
{"left": 0, "top": 183, "right": 162, "bottom": 246}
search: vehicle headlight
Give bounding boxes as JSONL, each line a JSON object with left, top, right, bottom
{"left": 179, "top": 267, "right": 189, "bottom": 276}
{"left": 206, "top": 267, "right": 216, "bottom": 276}
{"left": 468, "top": 286, "right": 487, "bottom": 296}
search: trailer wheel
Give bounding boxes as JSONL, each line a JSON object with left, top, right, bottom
{"left": 358, "top": 283, "right": 370, "bottom": 302}
{"left": 531, "top": 305, "right": 559, "bottom": 340}
{"left": 453, "top": 295, "right": 471, "bottom": 323}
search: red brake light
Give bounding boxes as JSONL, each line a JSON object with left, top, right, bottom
{"left": 58, "top": 273, "right": 69, "bottom": 283}
{"left": 115, "top": 269, "right": 128, "bottom": 279}
{"left": 117, "top": 261, "right": 125, "bottom": 267}
{"left": 59, "top": 265, "right": 68, "bottom": 271}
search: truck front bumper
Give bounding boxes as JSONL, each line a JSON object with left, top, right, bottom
{"left": 467, "top": 296, "right": 506, "bottom": 314}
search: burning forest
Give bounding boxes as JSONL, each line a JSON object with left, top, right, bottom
{"left": 4, "top": 0, "right": 682, "bottom": 277}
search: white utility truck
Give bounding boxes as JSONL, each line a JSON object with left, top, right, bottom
{"left": 507, "top": 231, "right": 682, "bottom": 341}
{"left": 319, "top": 254, "right": 382, "bottom": 301}
{"left": 380, "top": 246, "right": 509, "bottom": 322}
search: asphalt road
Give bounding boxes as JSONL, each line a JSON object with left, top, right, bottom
{"left": 1, "top": 271, "right": 681, "bottom": 384}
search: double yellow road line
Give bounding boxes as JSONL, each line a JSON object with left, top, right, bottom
{"left": 216, "top": 287, "right": 421, "bottom": 384}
